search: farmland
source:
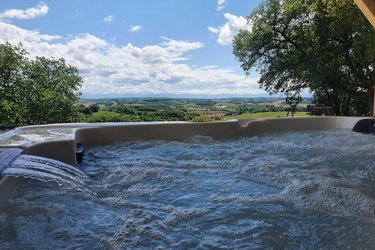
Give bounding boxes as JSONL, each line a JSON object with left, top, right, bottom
{"left": 77, "top": 97, "right": 312, "bottom": 123}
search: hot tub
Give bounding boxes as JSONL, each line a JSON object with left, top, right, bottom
{"left": 0, "top": 117, "right": 374, "bottom": 249}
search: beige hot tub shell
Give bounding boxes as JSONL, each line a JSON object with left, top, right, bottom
{"left": 0, "top": 116, "right": 366, "bottom": 166}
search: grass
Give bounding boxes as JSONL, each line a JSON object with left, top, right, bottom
{"left": 224, "top": 111, "right": 309, "bottom": 120}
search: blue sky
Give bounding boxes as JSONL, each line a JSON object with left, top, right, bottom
{"left": 0, "top": 0, "right": 277, "bottom": 98}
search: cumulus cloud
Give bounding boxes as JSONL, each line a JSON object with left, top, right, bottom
{"left": 0, "top": 21, "right": 263, "bottom": 97}
{"left": 130, "top": 25, "right": 142, "bottom": 32}
{"left": 208, "top": 26, "right": 219, "bottom": 34}
{"left": 0, "top": 2, "right": 49, "bottom": 20}
{"left": 210, "top": 13, "right": 251, "bottom": 46}
{"left": 103, "top": 15, "right": 114, "bottom": 22}
{"left": 161, "top": 36, "right": 204, "bottom": 53}
{"left": 0, "top": 22, "right": 61, "bottom": 42}
{"left": 216, "top": 0, "right": 227, "bottom": 12}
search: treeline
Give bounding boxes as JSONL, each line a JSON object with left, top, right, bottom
{"left": 0, "top": 43, "right": 82, "bottom": 126}
{"left": 235, "top": 105, "right": 284, "bottom": 115}
{"left": 77, "top": 103, "right": 188, "bottom": 122}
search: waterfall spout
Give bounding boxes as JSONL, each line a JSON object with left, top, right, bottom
{"left": 0, "top": 148, "right": 23, "bottom": 175}
{"left": 1, "top": 150, "right": 91, "bottom": 194}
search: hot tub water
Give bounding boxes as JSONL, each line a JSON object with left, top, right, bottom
{"left": 1, "top": 129, "right": 375, "bottom": 249}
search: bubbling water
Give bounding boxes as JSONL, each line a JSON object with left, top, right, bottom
{"left": 1, "top": 129, "right": 375, "bottom": 249}
{"left": 0, "top": 128, "right": 74, "bottom": 146}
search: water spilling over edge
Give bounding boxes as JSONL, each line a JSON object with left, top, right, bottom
{"left": 3, "top": 155, "right": 92, "bottom": 194}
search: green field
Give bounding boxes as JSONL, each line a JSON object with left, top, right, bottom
{"left": 224, "top": 112, "right": 309, "bottom": 120}
{"left": 78, "top": 98, "right": 312, "bottom": 123}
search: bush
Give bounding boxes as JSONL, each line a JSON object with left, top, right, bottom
{"left": 191, "top": 116, "right": 214, "bottom": 122}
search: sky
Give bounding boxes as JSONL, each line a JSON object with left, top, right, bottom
{"left": 0, "top": 0, "right": 277, "bottom": 99}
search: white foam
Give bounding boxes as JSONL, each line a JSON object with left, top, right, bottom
{"left": 0, "top": 128, "right": 74, "bottom": 146}
{"left": 269, "top": 176, "right": 375, "bottom": 219}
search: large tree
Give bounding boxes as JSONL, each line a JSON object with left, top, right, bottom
{"left": 233, "top": 0, "right": 375, "bottom": 116}
{"left": 0, "top": 43, "right": 82, "bottom": 125}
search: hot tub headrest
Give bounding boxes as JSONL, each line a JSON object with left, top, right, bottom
{"left": 353, "top": 119, "right": 375, "bottom": 134}
{"left": 0, "top": 124, "right": 16, "bottom": 131}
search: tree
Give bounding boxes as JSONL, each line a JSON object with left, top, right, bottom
{"left": 89, "top": 104, "right": 100, "bottom": 113}
{"left": 233, "top": 0, "right": 375, "bottom": 116}
{"left": 0, "top": 43, "right": 82, "bottom": 125}
{"left": 0, "top": 43, "right": 27, "bottom": 124}
{"left": 285, "top": 93, "right": 302, "bottom": 117}
{"left": 77, "top": 104, "right": 92, "bottom": 115}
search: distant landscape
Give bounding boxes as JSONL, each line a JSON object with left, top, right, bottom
{"left": 77, "top": 97, "right": 312, "bottom": 123}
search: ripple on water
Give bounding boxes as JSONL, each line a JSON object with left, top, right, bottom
{"left": 1, "top": 129, "right": 375, "bottom": 249}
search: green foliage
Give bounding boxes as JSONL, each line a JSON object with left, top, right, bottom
{"left": 191, "top": 116, "right": 214, "bottom": 122}
{"left": 285, "top": 93, "right": 302, "bottom": 108}
{"left": 285, "top": 93, "right": 302, "bottom": 117}
{"left": 0, "top": 43, "right": 27, "bottom": 124}
{"left": 89, "top": 104, "right": 100, "bottom": 113}
{"left": 0, "top": 43, "right": 82, "bottom": 125}
{"left": 224, "top": 111, "right": 308, "bottom": 120}
{"left": 84, "top": 111, "right": 140, "bottom": 123}
{"left": 77, "top": 104, "right": 92, "bottom": 115}
{"left": 233, "top": 0, "right": 375, "bottom": 116}
{"left": 78, "top": 97, "right": 311, "bottom": 122}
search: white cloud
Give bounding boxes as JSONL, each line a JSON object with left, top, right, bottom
{"left": 0, "top": 22, "right": 61, "bottom": 42}
{"left": 0, "top": 21, "right": 264, "bottom": 97}
{"left": 208, "top": 26, "right": 219, "bottom": 34}
{"left": 103, "top": 15, "right": 114, "bottom": 23}
{"left": 211, "top": 13, "right": 252, "bottom": 46}
{"left": 0, "top": 2, "right": 49, "bottom": 20}
{"left": 161, "top": 36, "right": 204, "bottom": 53}
{"left": 216, "top": 0, "right": 227, "bottom": 12}
{"left": 130, "top": 25, "right": 142, "bottom": 32}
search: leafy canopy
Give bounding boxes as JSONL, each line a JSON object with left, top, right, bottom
{"left": 0, "top": 43, "right": 83, "bottom": 125}
{"left": 233, "top": 0, "right": 375, "bottom": 115}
